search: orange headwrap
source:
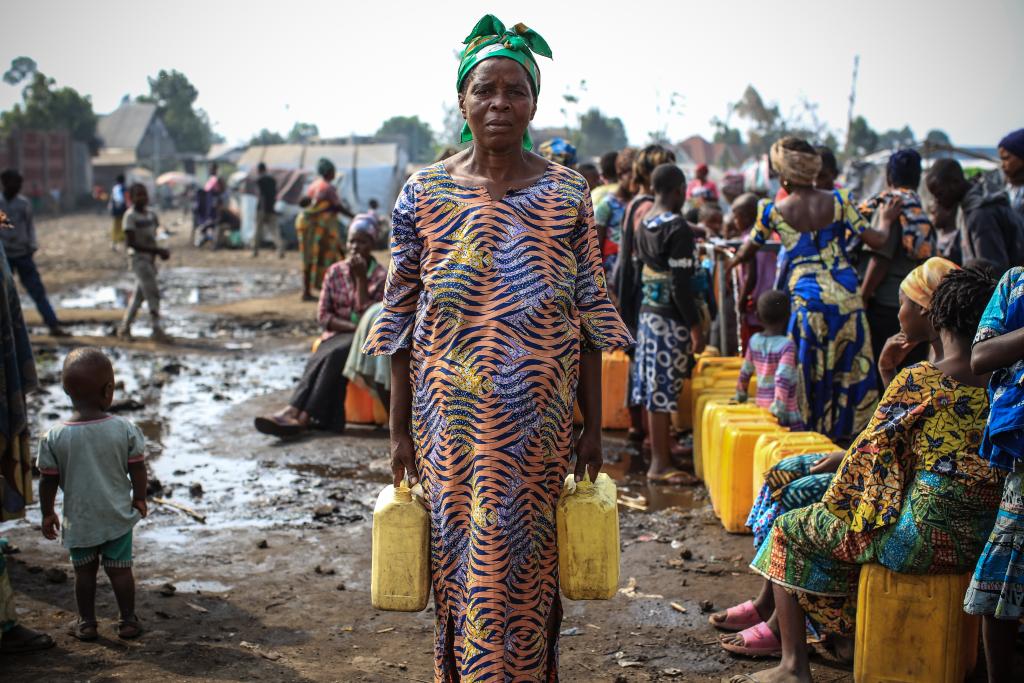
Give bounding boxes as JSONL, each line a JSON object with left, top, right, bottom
{"left": 899, "top": 257, "right": 960, "bottom": 309}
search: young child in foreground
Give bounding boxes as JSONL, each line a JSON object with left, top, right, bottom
{"left": 735, "top": 290, "right": 804, "bottom": 428}
{"left": 38, "top": 347, "right": 148, "bottom": 641}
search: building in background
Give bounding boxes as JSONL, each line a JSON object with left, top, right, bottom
{"left": 93, "top": 102, "right": 177, "bottom": 188}
{"left": 0, "top": 129, "right": 92, "bottom": 211}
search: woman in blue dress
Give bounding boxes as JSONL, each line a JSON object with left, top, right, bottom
{"left": 729, "top": 137, "right": 899, "bottom": 443}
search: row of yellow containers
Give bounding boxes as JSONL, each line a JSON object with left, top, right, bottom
{"left": 688, "top": 358, "right": 981, "bottom": 683}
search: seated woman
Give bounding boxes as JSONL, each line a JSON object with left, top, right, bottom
{"left": 254, "top": 216, "right": 385, "bottom": 437}
{"left": 727, "top": 266, "right": 1004, "bottom": 683}
{"left": 711, "top": 257, "right": 959, "bottom": 655}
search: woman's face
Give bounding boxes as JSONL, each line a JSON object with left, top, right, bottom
{"left": 999, "top": 147, "right": 1024, "bottom": 184}
{"left": 459, "top": 58, "right": 537, "bottom": 150}
{"left": 347, "top": 231, "right": 373, "bottom": 259}
{"left": 898, "top": 291, "right": 935, "bottom": 343}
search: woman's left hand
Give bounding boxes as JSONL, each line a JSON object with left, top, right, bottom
{"left": 348, "top": 252, "right": 367, "bottom": 280}
{"left": 574, "top": 429, "right": 603, "bottom": 482}
{"left": 880, "top": 195, "right": 904, "bottom": 226}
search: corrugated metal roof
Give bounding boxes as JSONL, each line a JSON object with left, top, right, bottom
{"left": 93, "top": 147, "right": 137, "bottom": 167}
{"left": 97, "top": 103, "right": 157, "bottom": 150}
{"left": 237, "top": 143, "right": 401, "bottom": 172}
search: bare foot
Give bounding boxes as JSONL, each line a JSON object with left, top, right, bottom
{"left": 724, "top": 663, "right": 810, "bottom": 682}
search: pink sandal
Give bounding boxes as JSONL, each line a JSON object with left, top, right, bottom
{"left": 719, "top": 622, "right": 782, "bottom": 658}
{"left": 708, "top": 599, "right": 761, "bottom": 632}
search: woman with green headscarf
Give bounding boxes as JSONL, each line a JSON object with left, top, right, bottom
{"left": 295, "top": 158, "right": 354, "bottom": 301}
{"left": 363, "top": 14, "right": 632, "bottom": 681}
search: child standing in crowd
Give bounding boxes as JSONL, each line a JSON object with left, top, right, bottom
{"left": 630, "top": 163, "right": 703, "bottom": 485}
{"left": 595, "top": 147, "right": 636, "bottom": 277}
{"left": 735, "top": 290, "right": 804, "bottom": 428}
{"left": 117, "top": 184, "right": 170, "bottom": 343}
{"left": 964, "top": 265, "right": 1024, "bottom": 683}
{"left": 38, "top": 348, "right": 148, "bottom": 641}
{"left": 0, "top": 169, "right": 65, "bottom": 336}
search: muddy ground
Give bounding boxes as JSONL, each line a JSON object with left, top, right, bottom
{"left": 0, "top": 211, "right": 921, "bottom": 682}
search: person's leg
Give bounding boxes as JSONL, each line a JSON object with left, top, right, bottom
{"left": 134, "top": 258, "right": 167, "bottom": 341}
{"left": 982, "top": 616, "right": 1018, "bottom": 683}
{"left": 8, "top": 255, "right": 61, "bottom": 330}
{"left": 762, "top": 584, "right": 812, "bottom": 682}
{"left": 713, "top": 577, "right": 776, "bottom": 631}
{"left": 302, "top": 264, "right": 314, "bottom": 300}
{"left": 253, "top": 213, "right": 266, "bottom": 256}
{"left": 72, "top": 557, "right": 100, "bottom": 625}
{"left": 647, "top": 410, "right": 673, "bottom": 475}
{"left": 104, "top": 567, "right": 135, "bottom": 622}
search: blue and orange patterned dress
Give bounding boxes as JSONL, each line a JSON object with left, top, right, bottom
{"left": 364, "top": 161, "right": 632, "bottom": 681}
{"left": 751, "top": 191, "right": 878, "bottom": 442}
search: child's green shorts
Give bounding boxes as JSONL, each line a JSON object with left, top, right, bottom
{"left": 69, "top": 531, "right": 133, "bottom": 568}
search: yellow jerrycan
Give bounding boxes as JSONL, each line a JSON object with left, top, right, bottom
{"left": 557, "top": 472, "right": 620, "bottom": 600}
{"left": 371, "top": 480, "right": 430, "bottom": 611}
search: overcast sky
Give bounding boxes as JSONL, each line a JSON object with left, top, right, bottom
{"left": 4, "top": 0, "right": 1021, "bottom": 148}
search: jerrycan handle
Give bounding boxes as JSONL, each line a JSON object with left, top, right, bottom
{"left": 568, "top": 471, "right": 595, "bottom": 495}
{"left": 394, "top": 477, "right": 413, "bottom": 503}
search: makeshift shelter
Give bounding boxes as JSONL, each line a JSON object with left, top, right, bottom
{"left": 94, "top": 102, "right": 177, "bottom": 186}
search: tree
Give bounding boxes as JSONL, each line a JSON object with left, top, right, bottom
{"left": 711, "top": 116, "right": 742, "bottom": 145}
{"left": 575, "top": 108, "right": 628, "bottom": 160}
{"left": 376, "top": 115, "right": 436, "bottom": 163}
{"left": 844, "top": 115, "right": 879, "bottom": 158}
{"left": 925, "top": 129, "right": 952, "bottom": 148}
{"left": 250, "top": 128, "right": 285, "bottom": 146}
{"left": 287, "top": 122, "right": 319, "bottom": 144}
{"left": 876, "top": 126, "right": 915, "bottom": 151}
{"left": 0, "top": 59, "right": 99, "bottom": 151}
{"left": 137, "top": 69, "right": 215, "bottom": 154}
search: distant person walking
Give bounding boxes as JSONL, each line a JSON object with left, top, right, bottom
{"left": 117, "top": 184, "right": 171, "bottom": 344}
{"left": 109, "top": 174, "right": 127, "bottom": 251}
{"left": 0, "top": 169, "right": 65, "bottom": 336}
{"left": 253, "top": 163, "right": 281, "bottom": 257}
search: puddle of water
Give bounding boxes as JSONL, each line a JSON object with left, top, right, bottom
{"left": 602, "top": 446, "right": 702, "bottom": 513}
{"left": 140, "top": 578, "right": 233, "bottom": 593}
{"left": 287, "top": 461, "right": 390, "bottom": 485}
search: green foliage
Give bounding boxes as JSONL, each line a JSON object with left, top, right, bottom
{"left": 877, "top": 125, "right": 915, "bottom": 150}
{"left": 575, "top": 108, "right": 628, "bottom": 160}
{"left": 287, "top": 122, "right": 319, "bottom": 144}
{"left": 925, "top": 129, "right": 952, "bottom": 148}
{"left": 844, "top": 115, "right": 879, "bottom": 157}
{"left": 0, "top": 61, "right": 98, "bottom": 151}
{"left": 137, "top": 69, "right": 214, "bottom": 154}
{"left": 711, "top": 116, "right": 742, "bottom": 145}
{"left": 376, "top": 115, "right": 436, "bottom": 163}
{"left": 250, "top": 128, "right": 285, "bottom": 146}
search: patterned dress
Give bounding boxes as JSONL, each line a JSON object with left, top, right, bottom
{"left": 751, "top": 363, "right": 1003, "bottom": 635}
{"left": 594, "top": 193, "right": 625, "bottom": 274}
{"left": 736, "top": 332, "right": 804, "bottom": 428}
{"left": 751, "top": 192, "right": 878, "bottom": 443}
{"left": 965, "top": 266, "right": 1024, "bottom": 620}
{"left": 296, "top": 178, "right": 344, "bottom": 290}
{"left": 364, "top": 162, "right": 632, "bottom": 681}
{"left": 747, "top": 453, "right": 835, "bottom": 548}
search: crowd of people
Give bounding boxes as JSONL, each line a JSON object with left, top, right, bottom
{"left": 1, "top": 10, "right": 1023, "bottom": 682}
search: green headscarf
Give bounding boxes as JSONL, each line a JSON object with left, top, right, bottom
{"left": 456, "top": 14, "right": 552, "bottom": 150}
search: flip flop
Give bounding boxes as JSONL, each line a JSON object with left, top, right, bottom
{"left": 67, "top": 618, "right": 98, "bottom": 642}
{"left": 719, "top": 622, "right": 782, "bottom": 658}
{"left": 117, "top": 615, "right": 143, "bottom": 640}
{"left": 254, "top": 416, "right": 303, "bottom": 438}
{"left": 647, "top": 469, "right": 699, "bottom": 486}
{"left": 0, "top": 629, "right": 55, "bottom": 654}
{"left": 709, "top": 599, "right": 761, "bottom": 631}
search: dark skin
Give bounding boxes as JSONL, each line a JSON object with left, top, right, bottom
{"left": 597, "top": 159, "right": 635, "bottom": 256}
{"left": 859, "top": 194, "right": 907, "bottom": 302}
{"left": 730, "top": 197, "right": 760, "bottom": 308}
{"left": 926, "top": 173, "right": 970, "bottom": 212}
{"left": 390, "top": 56, "right": 604, "bottom": 486}
{"left": 998, "top": 147, "right": 1024, "bottom": 186}
{"left": 877, "top": 291, "right": 943, "bottom": 387}
{"left": 124, "top": 186, "right": 170, "bottom": 261}
{"left": 40, "top": 358, "right": 147, "bottom": 630}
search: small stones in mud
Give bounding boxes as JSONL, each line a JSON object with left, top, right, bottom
{"left": 189, "top": 482, "right": 204, "bottom": 498}
{"left": 161, "top": 362, "right": 184, "bottom": 375}
{"left": 44, "top": 567, "right": 67, "bottom": 584}
{"left": 147, "top": 477, "right": 164, "bottom": 497}
{"left": 313, "top": 504, "right": 338, "bottom": 519}
{"left": 173, "top": 469, "right": 187, "bottom": 476}
{"left": 314, "top": 565, "right": 336, "bottom": 576}
{"left": 678, "top": 548, "right": 693, "bottom": 560}
{"left": 212, "top": 393, "right": 228, "bottom": 401}
{"left": 335, "top": 583, "right": 346, "bottom": 591}
{"left": 698, "top": 599, "right": 714, "bottom": 613}
{"left": 159, "top": 582, "right": 177, "bottom": 597}
{"left": 44, "top": 412, "right": 61, "bottom": 420}
{"left": 257, "top": 539, "right": 269, "bottom": 549}
{"left": 109, "top": 398, "right": 145, "bottom": 413}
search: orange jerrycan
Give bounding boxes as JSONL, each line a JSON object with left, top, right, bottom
{"left": 601, "top": 350, "right": 631, "bottom": 430}
{"left": 855, "top": 564, "right": 979, "bottom": 683}
{"left": 371, "top": 481, "right": 431, "bottom": 611}
{"left": 557, "top": 473, "right": 619, "bottom": 600}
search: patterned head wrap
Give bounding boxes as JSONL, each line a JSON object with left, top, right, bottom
{"left": 457, "top": 14, "right": 552, "bottom": 150}
{"left": 348, "top": 213, "right": 378, "bottom": 240}
{"left": 770, "top": 139, "right": 821, "bottom": 187}
{"left": 900, "top": 256, "right": 960, "bottom": 310}
{"left": 317, "top": 157, "right": 335, "bottom": 178}
{"left": 999, "top": 128, "right": 1024, "bottom": 160}
{"left": 538, "top": 137, "right": 577, "bottom": 167}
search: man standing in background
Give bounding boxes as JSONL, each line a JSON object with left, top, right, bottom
{"left": 253, "top": 162, "right": 281, "bottom": 257}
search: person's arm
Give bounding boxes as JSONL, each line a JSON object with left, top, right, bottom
{"left": 971, "top": 268, "right": 1024, "bottom": 374}
{"left": 574, "top": 351, "right": 603, "bottom": 481}
{"left": 860, "top": 254, "right": 890, "bottom": 302}
{"left": 388, "top": 349, "right": 417, "bottom": 486}
{"left": 37, "top": 437, "right": 60, "bottom": 539}
{"left": 351, "top": 258, "right": 371, "bottom": 313}
{"left": 853, "top": 195, "right": 896, "bottom": 251}
{"left": 966, "top": 208, "right": 1012, "bottom": 274}
{"left": 318, "top": 271, "right": 358, "bottom": 334}
{"left": 727, "top": 200, "right": 771, "bottom": 270}
{"left": 593, "top": 197, "right": 612, "bottom": 254}
{"left": 123, "top": 216, "right": 168, "bottom": 258}
{"left": 25, "top": 201, "right": 38, "bottom": 252}
{"left": 769, "top": 341, "right": 800, "bottom": 424}
{"left": 738, "top": 249, "right": 757, "bottom": 309}
{"left": 128, "top": 461, "right": 148, "bottom": 518}
{"left": 877, "top": 332, "right": 917, "bottom": 388}
{"left": 668, "top": 224, "right": 702, "bottom": 351}
{"left": 735, "top": 345, "right": 754, "bottom": 402}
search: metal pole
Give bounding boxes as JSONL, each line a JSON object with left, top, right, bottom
{"left": 714, "top": 244, "right": 728, "bottom": 355}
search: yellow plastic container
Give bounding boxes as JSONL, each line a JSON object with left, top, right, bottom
{"left": 693, "top": 355, "right": 744, "bottom": 377}
{"left": 855, "top": 565, "right": 979, "bottom": 683}
{"left": 719, "top": 423, "right": 786, "bottom": 531}
{"left": 557, "top": 473, "right": 619, "bottom": 600}
{"left": 692, "top": 392, "right": 737, "bottom": 480}
{"left": 704, "top": 407, "right": 773, "bottom": 505}
{"left": 751, "top": 433, "right": 838, "bottom": 501}
{"left": 371, "top": 482, "right": 431, "bottom": 611}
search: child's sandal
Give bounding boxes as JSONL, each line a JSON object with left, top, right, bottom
{"left": 67, "top": 618, "right": 98, "bottom": 641}
{"left": 117, "top": 615, "right": 143, "bottom": 640}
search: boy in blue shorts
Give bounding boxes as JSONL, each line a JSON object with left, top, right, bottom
{"left": 38, "top": 347, "right": 148, "bottom": 640}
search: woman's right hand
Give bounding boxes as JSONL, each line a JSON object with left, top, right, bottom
{"left": 391, "top": 432, "right": 418, "bottom": 486}
{"left": 809, "top": 450, "right": 846, "bottom": 474}
{"left": 878, "top": 332, "right": 916, "bottom": 374}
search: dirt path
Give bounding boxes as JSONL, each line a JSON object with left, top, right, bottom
{"left": 0, "top": 212, "right": 865, "bottom": 682}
